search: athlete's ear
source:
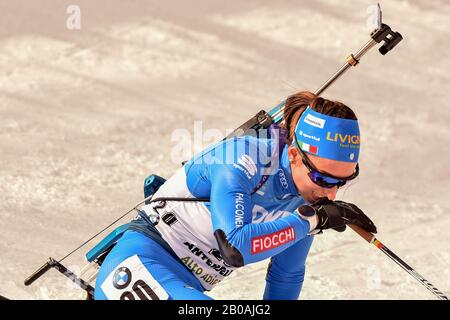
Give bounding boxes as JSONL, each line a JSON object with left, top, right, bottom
{"left": 288, "top": 145, "right": 301, "bottom": 164}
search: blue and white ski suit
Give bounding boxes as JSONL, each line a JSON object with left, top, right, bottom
{"left": 95, "top": 135, "right": 314, "bottom": 300}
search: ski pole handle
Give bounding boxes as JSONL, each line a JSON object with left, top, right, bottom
{"left": 349, "top": 224, "right": 375, "bottom": 243}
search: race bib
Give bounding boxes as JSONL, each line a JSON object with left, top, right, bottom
{"left": 100, "top": 255, "right": 169, "bottom": 300}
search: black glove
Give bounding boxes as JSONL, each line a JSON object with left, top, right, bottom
{"left": 298, "top": 198, "right": 377, "bottom": 233}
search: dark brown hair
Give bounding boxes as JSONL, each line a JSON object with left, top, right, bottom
{"left": 282, "top": 91, "right": 357, "bottom": 144}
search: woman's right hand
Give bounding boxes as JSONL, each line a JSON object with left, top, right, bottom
{"left": 297, "top": 198, "right": 377, "bottom": 233}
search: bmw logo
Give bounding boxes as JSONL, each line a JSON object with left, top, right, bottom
{"left": 113, "top": 267, "right": 132, "bottom": 289}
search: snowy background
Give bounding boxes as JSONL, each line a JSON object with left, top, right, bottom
{"left": 1, "top": 0, "right": 449, "bottom": 299}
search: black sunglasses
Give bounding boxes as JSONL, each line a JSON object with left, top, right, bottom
{"left": 297, "top": 147, "right": 359, "bottom": 189}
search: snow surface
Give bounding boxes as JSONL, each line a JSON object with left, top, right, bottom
{"left": 0, "top": 0, "right": 449, "bottom": 299}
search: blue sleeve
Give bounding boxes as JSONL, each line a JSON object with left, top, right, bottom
{"left": 263, "top": 234, "right": 314, "bottom": 300}
{"left": 208, "top": 154, "right": 311, "bottom": 267}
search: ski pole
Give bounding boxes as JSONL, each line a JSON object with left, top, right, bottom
{"left": 349, "top": 224, "right": 448, "bottom": 300}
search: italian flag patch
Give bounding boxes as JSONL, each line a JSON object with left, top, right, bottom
{"left": 298, "top": 141, "right": 318, "bottom": 154}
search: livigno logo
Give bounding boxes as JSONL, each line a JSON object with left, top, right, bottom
{"left": 326, "top": 132, "right": 360, "bottom": 145}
